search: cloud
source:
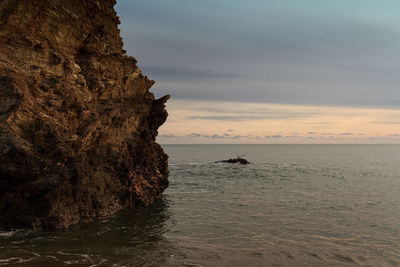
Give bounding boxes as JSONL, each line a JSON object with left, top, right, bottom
{"left": 188, "top": 113, "right": 315, "bottom": 121}
{"left": 116, "top": 0, "right": 400, "bottom": 108}
{"left": 188, "top": 116, "right": 268, "bottom": 121}
{"left": 142, "top": 65, "right": 239, "bottom": 80}
{"left": 164, "top": 132, "right": 254, "bottom": 139}
{"left": 265, "top": 135, "right": 282, "bottom": 139}
{"left": 308, "top": 132, "right": 318, "bottom": 135}
{"left": 211, "top": 134, "right": 224, "bottom": 138}
{"left": 189, "top": 106, "right": 318, "bottom": 117}
{"left": 338, "top": 133, "right": 353, "bottom": 136}
{"left": 206, "top": 134, "right": 251, "bottom": 139}
{"left": 159, "top": 134, "right": 179, "bottom": 138}
{"left": 233, "top": 135, "right": 249, "bottom": 139}
{"left": 187, "top": 133, "right": 202, "bottom": 137}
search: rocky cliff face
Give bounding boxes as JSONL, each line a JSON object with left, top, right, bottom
{"left": 0, "top": 0, "right": 169, "bottom": 230}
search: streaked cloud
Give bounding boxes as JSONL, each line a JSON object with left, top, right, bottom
{"left": 116, "top": 0, "right": 400, "bottom": 107}
{"left": 265, "top": 135, "right": 282, "bottom": 139}
{"left": 159, "top": 134, "right": 180, "bottom": 138}
{"left": 188, "top": 114, "right": 313, "bottom": 121}
{"left": 187, "top": 133, "right": 202, "bottom": 137}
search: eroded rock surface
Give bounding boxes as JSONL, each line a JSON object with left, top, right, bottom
{"left": 0, "top": 0, "right": 169, "bottom": 229}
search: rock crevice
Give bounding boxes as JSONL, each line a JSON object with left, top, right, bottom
{"left": 0, "top": 0, "right": 169, "bottom": 230}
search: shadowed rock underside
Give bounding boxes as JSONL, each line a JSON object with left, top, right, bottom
{"left": 0, "top": 0, "right": 169, "bottom": 229}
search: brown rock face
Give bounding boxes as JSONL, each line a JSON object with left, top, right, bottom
{"left": 0, "top": 0, "right": 169, "bottom": 230}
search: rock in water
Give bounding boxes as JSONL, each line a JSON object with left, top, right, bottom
{"left": 0, "top": 0, "right": 169, "bottom": 230}
{"left": 216, "top": 157, "right": 250, "bottom": 164}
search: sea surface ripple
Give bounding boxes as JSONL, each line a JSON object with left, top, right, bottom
{"left": 0, "top": 145, "right": 399, "bottom": 266}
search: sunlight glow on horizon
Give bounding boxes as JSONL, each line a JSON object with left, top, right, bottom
{"left": 157, "top": 99, "right": 400, "bottom": 144}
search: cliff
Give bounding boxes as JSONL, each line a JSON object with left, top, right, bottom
{"left": 0, "top": 0, "right": 169, "bottom": 230}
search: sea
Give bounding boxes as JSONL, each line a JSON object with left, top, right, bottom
{"left": 0, "top": 145, "right": 399, "bottom": 266}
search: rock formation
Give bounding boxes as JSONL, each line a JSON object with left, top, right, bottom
{"left": 0, "top": 0, "right": 169, "bottom": 230}
{"left": 215, "top": 157, "right": 250, "bottom": 165}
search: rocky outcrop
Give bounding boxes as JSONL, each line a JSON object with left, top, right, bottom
{"left": 216, "top": 157, "right": 250, "bottom": 164}
{"left": 0, "top": 0, "right": 169, "bottom": 230}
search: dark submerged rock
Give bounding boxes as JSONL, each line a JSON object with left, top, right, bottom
{"left": 0, "top": 0, "right": 169, "bottom": 230}
{"left": 216, "top": 157, "right": 250, "bottom": 165}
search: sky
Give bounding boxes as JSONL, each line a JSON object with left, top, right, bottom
{"left": 115, "top": 0, "right": 400, "bottom": 144}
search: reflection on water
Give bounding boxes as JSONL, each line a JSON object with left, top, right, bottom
{"left": 0, "top": 198, "right": 175, "bottom": 266}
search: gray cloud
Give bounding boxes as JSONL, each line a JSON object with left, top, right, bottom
{"left": 142, "top": 65, "right": 240, "bottom": 80}
{"left": 233, "top": 135, "right": 249, "bottom": 139}
{"left": 116, "top": 0, "right": 400, "bottom": 107}
{"left": 188, "top": 113, "right": 316, "bottom": 121}
{"left": 159, "top": 134, "right": 179, "bottom": 138}
{"left": 190, "top": 106, "right": 318, "bottom": 117}
{"left": 208, "top": 134, "right": 251, "bottom": 139}
{"left": 265, "top": 135, "right": 282, "bottom": 139}
{"left": 187, "top": 133, "right": 202, "bottom": 137}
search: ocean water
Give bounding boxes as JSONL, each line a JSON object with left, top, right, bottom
{"left": 1, "top": 144, "right": 400, "bottom": 266}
